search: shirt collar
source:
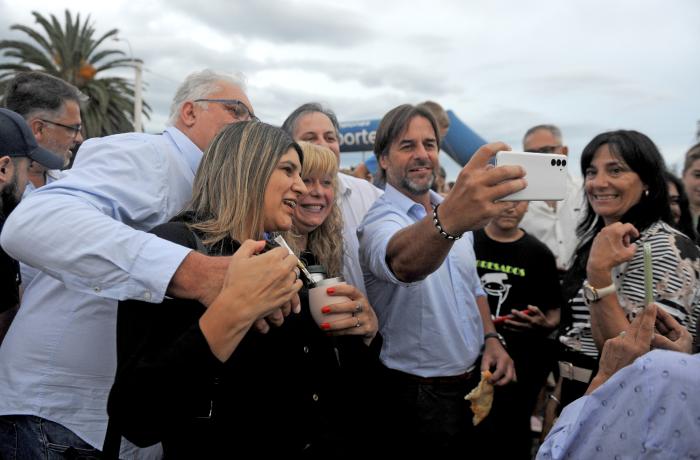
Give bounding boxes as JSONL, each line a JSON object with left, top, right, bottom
{"left": 163, "top": 126, "right": 203, "bottom": 174}
{"left": 337, "top": 172, "right": 350, "bottom": 197}
{"left": 384, "top": 183, "right": 443, "bottom": 217}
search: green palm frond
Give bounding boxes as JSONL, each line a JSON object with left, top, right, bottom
{"left": 0, "top": 9, "right": 150, "bottom": 137}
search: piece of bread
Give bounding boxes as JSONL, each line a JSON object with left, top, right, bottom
{"left": 464, "top": 370, "right": 494, "bottom": 425}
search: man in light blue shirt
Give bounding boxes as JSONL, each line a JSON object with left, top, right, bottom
{"left": 0, "top": 69, "right": 263, "bottom": 459}
{"left": 358, "top": 103, "right": 526, "bottom": 455}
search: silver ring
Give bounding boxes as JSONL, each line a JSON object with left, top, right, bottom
{"left": 354, "top": 303, "right": 363, "bottom": 313}
{"left": 618, "top": 331, "right": 626, "bottom": 338}
{"left": 355, "top": 318, "right": 361, "bottom": 328}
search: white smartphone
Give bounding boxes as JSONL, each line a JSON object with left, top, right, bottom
{"left": 494, "top": 151, "right": 569, "bottom": 201}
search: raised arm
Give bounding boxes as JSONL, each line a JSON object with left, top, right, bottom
{"left": 385, "top": 142, "right": 526, "bottom": 282}
{"left": 0, "top": 135, "right": 196, "bottom": 303}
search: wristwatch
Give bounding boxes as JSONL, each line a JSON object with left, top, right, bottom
{"left": 484, "top": 332, "right": 506, "bottom": 348}
{"left": 582, "top": 280, "right": 616, "bottom": 305}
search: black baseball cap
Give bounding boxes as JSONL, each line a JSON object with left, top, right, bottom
{"left": 0, "top": 108, "right": 64, "bottom": 169}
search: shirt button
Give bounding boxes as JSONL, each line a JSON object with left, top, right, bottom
{"left": 312, "top": 394, "right": 319, "bottom": 402}
{"left": 93, "top": 286, "right": 101, "bottom": 293}
{"left": 144, "top": 291, "right": 152, "bottom": 301}
{"left": 303, "top": 346, "right": 310, "bottom": 354}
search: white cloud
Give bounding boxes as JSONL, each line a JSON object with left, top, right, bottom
{"left": 1, "top": 0, "right": 699, "bottom": 180}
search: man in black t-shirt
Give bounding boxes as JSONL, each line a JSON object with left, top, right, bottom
{"left": 0, "top": 108, "right": 63, "bottom": 344}
{"left": 473, "top": 201, "right": 563, "bottom": 459}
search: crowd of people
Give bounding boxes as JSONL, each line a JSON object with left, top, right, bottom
{"left": 0, "top": 69, "right": 699, "bottom": 459}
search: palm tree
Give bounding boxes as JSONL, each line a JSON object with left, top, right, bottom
{"left": 0, "top": 10, "right": 150, "bottom": 138}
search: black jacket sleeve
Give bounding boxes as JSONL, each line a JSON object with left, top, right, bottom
{"left": 107, "top": 222, "right": 224, "bottom": 447}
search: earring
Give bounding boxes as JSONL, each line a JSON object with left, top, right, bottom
{"left": 644, "top": 189, "right": 649, "bottom": 197}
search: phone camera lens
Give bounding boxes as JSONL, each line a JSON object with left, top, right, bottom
{"left": 562, "top": 159, "right": 567, "bottom": 166}
{"left": 556, "top": 159, "right": 562, "bottom": 166}
{"left": 551, "top": 159, "right": 556, "bottom": 166}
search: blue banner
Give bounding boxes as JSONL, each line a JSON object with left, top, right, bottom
{"left": 339, "top": 119, "right": 379, "bottom": 152}
{"left": 338, "top": 110, "right": 487, "bottom": 167}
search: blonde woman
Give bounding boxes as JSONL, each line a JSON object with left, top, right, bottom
{"left": 287, "top": 142, "right": 379, "bottom": 343}
{"left": 108, "top": 123, "right": 382, "bottom": 458}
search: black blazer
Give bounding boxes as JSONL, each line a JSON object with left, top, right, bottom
{"left": 107, "top": 220, "right": 383, "bottom": 458}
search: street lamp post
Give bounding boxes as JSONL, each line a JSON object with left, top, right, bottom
{"left": 113, "top": 36, "right": 143, "bottom": 132}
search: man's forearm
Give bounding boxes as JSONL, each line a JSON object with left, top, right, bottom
{"left": 385, "top": 215, "right": 455, "bottom": 282}
{"left": 476, "top": 296, "right": 496, "bottom": 335}
{"left": 168, "top": 251, "right": 231, "bottom": 307}
{"left": 2, "top": 194, "right": 191, "bottom": 302}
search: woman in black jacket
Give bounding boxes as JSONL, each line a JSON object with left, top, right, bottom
{"left": 108, "top": 121, "right": 382, "bottom": 458}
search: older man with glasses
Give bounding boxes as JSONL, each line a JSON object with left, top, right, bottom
{"left": 519, "top": 124, "right": 584, "bottom": 272}
{"left": 0, "top": 69, "right": 273, "bottom": 460}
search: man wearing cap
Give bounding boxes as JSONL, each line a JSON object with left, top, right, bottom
{"left": 0, "top": 108, "right": 63, "bottom": 343}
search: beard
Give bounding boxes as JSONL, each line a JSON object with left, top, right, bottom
{"left": 400, "top": 172, "right": 435, "bottom": 195}
{"left": 1, "top": 179, "right": 20, "bottom": 217}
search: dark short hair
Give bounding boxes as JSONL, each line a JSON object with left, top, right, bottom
{"left": 373, "top": 104, "right": 440, "bottom": 179}
{"left": 664, "top": 170, "right": 696, "bottom": 240}
{"left": 281, "top": 102, "right": 340, "bottom": 138}
{"left": 3, "top": 71, "right": 84, "bottom": 119}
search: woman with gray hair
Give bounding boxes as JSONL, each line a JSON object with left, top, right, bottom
{"left": 108, "top": 121, "right": 382, "bottom": 457}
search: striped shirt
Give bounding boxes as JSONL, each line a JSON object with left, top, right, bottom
{"left": 560, "top": 221, "right": 700, "bottom": 359}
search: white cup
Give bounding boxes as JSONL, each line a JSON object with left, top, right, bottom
{"left": 308, "top": 277, "right": 352, "bottom": 326}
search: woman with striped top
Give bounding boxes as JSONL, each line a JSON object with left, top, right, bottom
{"left": 556, "top": 130, "right": 700, "bottom": 407}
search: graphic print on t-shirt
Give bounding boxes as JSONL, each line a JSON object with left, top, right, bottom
{"left": 480, "top": 272, "right": 511, "bottom": 317}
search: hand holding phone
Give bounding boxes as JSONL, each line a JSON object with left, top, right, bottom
{"left": 493, "top": 308, "right": 533, "bottom": 325}
{"left": 495, "top": 151, "right": 568, "bottom": 201}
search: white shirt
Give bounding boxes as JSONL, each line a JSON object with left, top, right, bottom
{"left": 0, "top": 127, "right": 199, "bottom": 457}
{"left": 337, "top": 173, "right": 383, "bottom": 295}
{"left": 519, "top": 174, "right": 584, "bottom": 270}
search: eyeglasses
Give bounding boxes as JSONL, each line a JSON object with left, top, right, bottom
{"left": 40, "top": 119, "right": 82, "bottom": 138}
{"left": 529, "top": 145, "right": 562, "bottom": 154}
{"left": 193, "top": 98, "right": 258, "bottom": 122}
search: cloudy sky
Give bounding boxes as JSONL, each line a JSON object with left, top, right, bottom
{"left": 1, "top": 0, "right": 699, "bottom": 179}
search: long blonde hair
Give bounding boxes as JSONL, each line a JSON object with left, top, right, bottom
{"left": 287, "top": 142, "right": 343, "bottom": 277}
{"left": 188, "top": 121, "right": 302, "bottom": 246}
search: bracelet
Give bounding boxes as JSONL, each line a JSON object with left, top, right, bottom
{"left": 548, "top": 394, "right": 561, "bottom": 405}
{"left": 432, "top": 204, "right": 462, "bottom": 241}
{"left": 483, "top": 332, "right": 506, "bottom": 348}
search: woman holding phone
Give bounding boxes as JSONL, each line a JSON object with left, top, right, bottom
{"left": 108, "top": 122, "right": 381, "bottom": 458}
{"left": 553, "top": 130, "right": 700, "bottom": 410}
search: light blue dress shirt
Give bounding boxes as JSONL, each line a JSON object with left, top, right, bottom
{"left": 0, "top": 127, "right": 200, "bottom": 454}
{"left": 358, "top": 184, "right": 486, "bottom": 378}
{"left": 538, "top": 350, "right": 700, "bottom": 460}
{"left": 20, "top": 169, "right": 65, "bottom": 287}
